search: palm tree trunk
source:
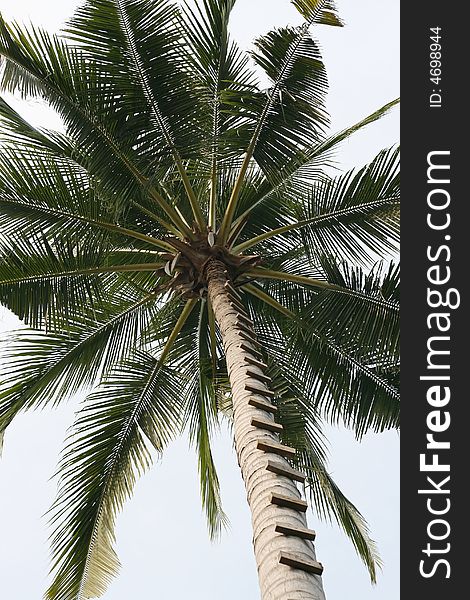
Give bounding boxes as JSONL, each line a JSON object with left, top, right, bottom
{"left": 206, "top": 259, "right": 326, "bottom": 600}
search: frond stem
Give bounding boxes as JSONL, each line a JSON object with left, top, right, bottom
{"left": 244, "top": 283, "right": 293, "bottom": 317}
{"left": 159, "top": 298, "right": 198, "bottom": 365}
{"left": 0, "top": 41, "right": 193, "bottom": 237}
{"left": 1, "top": 263, "right": 165, "bottom": 286}
{"left": 0, "top": 196, "right": 174, "bottom": 251}
{"left": 115, "top": 0, "right": 206, "bottom": 231}
{"left": 245, "top": 283, "right": 399, "bottom": 399}
{"left": 233, "top": 197, "right": 399, "bottom": 252}
{"left": 246, "top": 267, "right": 399, "bottom": 312}
{"left": 218, "top": 1, "right": 327, "bottom": 243}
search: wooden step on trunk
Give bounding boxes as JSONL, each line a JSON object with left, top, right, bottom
{"left": 270, "top": 492, "right": 308, "bottom": 512}
{"left": 257, "top": 439, "right": 296, "bottom": 459}
{"left": 265, "top": 459, "right": 306, "bottom": 483}
{"left": 248, "top": 397, "right": 278, "bottom": 414}
{"left": 230, "top": 305, "right": 246, "bottom": 317}
{"left": 229, "top": 298, "right": 247, "bottom": 313}
{"left": 224, "top": 281, "right": 242, "bottom": 300}
{"left": 235, "top": 321, "right": 256, "bottom": 337}
{"left": 245, "top": 356, "right": 268, "bottom": 370}
{"left": 245, "top": 384, "right": 276, "bottom": 398}
{"left": 246, "top": 369, "right": 271, "bottom": 384}
{"left": 275, "top": 523, "right": 316, "bottom": 541}
{"left": 238, "top": 330, "right": 261, "bottom": 346}
{"left": 279, "top": 552, "right": 323, "bottom": 575}
{"left": 251, "top": 417, "right": 283, "bottom": 433}
{"left": 238, "top": 335, "right": 261, "bottom": 350}
{"left": 238, "top": 343, "right": 263, "bottom": 359}
{"left": 236, "top": 313, "right": 253, "bottom": 326}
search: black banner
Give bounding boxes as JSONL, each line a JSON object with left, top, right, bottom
{"left": 401, "top": 3, "right": 466, "bottom": 598}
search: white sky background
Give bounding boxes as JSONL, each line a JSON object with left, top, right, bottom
{"left": 0, "top": 1, "right": 399, "bottom": 599}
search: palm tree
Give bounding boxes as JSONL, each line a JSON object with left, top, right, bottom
{"left": 0, "top": 1, "right": 399, "bottom": 599}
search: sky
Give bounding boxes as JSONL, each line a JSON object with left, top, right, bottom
{"left": 0, "top": 1, "right": 400, "bottom": 599}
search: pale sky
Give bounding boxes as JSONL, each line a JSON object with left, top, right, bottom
{"left": 0, "top": 1, "right": 399, "bottom": 599}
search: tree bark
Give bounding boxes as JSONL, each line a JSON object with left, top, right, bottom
{"left": 206, "top": 259, "right": 326, "bottom": 600}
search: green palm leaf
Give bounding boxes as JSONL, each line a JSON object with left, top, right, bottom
{"left": 182, "top": 0, "right": 257, "bottom": 227}
{"left": 0, "top": 17, "right": 192, "bottom": 232}
{"left": 47, "top": 352, "right": 183, "bottom": 600}
{"left": 66, "top": 0, "right": 206, "bottom": 226}
{"left": 249, "top": 26, "right": 328, "bottom": 179}
{"left": 245, "top": 282, "right": 399, "bottom": 438}
{"left": 299, "top": 147, "right": 400, "bottom": 264}
{"left": 0, "top": 234, "right": 165, "bottom": 329}
{"left": 227, "top": 99, "right": 399, "bottom": 244}
{"left": 291, "top": 0, "right": 343, "bottom": 25}
{"left": 234, "top": 147, "right": 400, "bottom": 265}
{"left": 180, "top": 301, "right": 229, "bottom": 539}
{"left": 0, "top": 291, "right": 172, "bottom": 432}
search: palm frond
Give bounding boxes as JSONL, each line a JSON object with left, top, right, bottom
{"left": 0, "top": 95, "right": 69, "bottom": 154}
{"left": 309, "top": 257, "right": 400, "bottom": 356}
{"left": 290, "top": 0, "right": 343, "bottom": 25}
{"left": 245, "top": 283, "right": 399, "bottom": 438}
{"left": 227, "top": 100, "right": 399, "bottom": 244}
{"left": 0, "top": 234, "right": 164, "bottom": 329}
{"left": 65, "top": 0, "right": 207, "bottom": 226}
{"left": 139, "top": 294, "right": 229, "bottom": 538}
{"left": 247, "top": 259, "right": 399, "bottom": 359}
{"left": 234, "top": 147, "right": 400, "bottom": 265}
{"left": 0, "top": 17, "right": 191, "bottom": 233}
{"left": 47, "top": 352, "right": 183, "bottom": 600}
{"left": 308, "top": 98, "right": 399, "bottom": 167}
{"left": 219, "top": 6, "right": 335, "bottom": 239}
{"left": 299, "top": 147, "right": 400, "bottom": 264}
{"left": 287, "top": 324, "right": 399, "bottom": 438}
{"left": 249, "top": 26, "right": 328, "bottom": 178}
{"left": 0, "top": 142, "right": 172, "bottom": 251}
{"left": 0, "top": 96, "right": 182, "bottom": 237}
{"left": 183, "top": 301, "right": 229, "bottom": 538}
{"left": 0, "top": 232, "right": 109, "bottom": 329}
{"left": 0, "top": 18, "right": 140, "bottom": 200}
{"left": 380, "top": 261, "right": 400, "bottom": 303}
{"left": 182, "top": 0, "right": 257, "bottom": 228}
{"left": 0, "top": 290, "right": 166, "bottom": 432}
